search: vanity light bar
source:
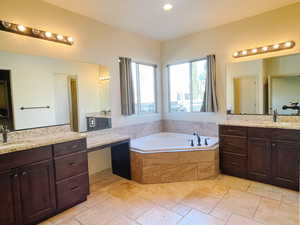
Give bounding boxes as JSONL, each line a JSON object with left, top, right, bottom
{"left": 0, "top": 20, "right": 74, "bottom": 46}
{"left": 233, "top": 41, "right": 295, "bottom": 58}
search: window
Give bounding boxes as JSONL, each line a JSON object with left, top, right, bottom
{"left": 131, "top": 62, "right": 157, "bottom": 114}
{"left": 168, "top": 58, "right": 207, "bottom": 112}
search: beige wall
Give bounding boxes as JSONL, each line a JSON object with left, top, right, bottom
{"left": 0, "top": 0, "right": 162, "bottom": 128}
{"left": 161, "top": 3, "right": 300, "bottom": 122}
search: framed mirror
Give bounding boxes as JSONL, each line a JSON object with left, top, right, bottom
{"left": 226, "top": 53, "right": 300, "bottom": 116}
{"left": 0, "top": 51, "right": 111, "bottom": 132}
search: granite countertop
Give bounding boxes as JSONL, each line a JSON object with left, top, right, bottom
{"left": 219, "top": 120, "right": 300, "bottom": 130}
{"left": 0, "top": 132, "right": 87, "bottom": 155}
{"left": 87, "top": 133, "right": 130, "bottom": 149}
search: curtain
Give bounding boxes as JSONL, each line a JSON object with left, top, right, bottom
{"left": 201, "top": 55, "right": 218, "bottom": 112}
{"left": 119, "top": 57, "right": 135, "bottom": 115}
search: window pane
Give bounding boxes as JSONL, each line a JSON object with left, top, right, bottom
{"left": 139, "top": 64, "right": 156, "bottom": 113}
{"left": 192, "top": 60, "right": 207, "bottom": 111}
{"left": 131, "top": 62, "right": 138, "bottom": 112}
{"left": 169, "top": 63, "right": 191, "bottom": 112}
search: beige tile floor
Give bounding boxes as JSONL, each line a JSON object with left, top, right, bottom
{"left": 41, "top": 170, "right": 299, "bottom": 225}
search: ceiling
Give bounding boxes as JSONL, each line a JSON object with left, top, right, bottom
{"left": 42, "top": 0, "right": 299, "bottom": 40}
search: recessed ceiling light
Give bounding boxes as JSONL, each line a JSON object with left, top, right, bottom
{"left": 163, "top": 3, "right": 173, "bottom": 11}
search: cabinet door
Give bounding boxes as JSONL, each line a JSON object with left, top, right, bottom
{"left": 271, "top": 141, "right": 299, "bottom": 190}
{"left": 248, "top": 138, "right": 272, "bottom": 183}
{"left": 0, "top": 170, "right": 22, "bottom": 225}
{"left": 111, "top": 140, "right": 131, "bottom": 180}
{"left": 19, "top": 160, "right": 56, "bottom": 225}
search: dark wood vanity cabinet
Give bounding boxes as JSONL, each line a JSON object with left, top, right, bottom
{"left": 0, "top": 138, "right": 89, "bottom": 225}
{"left": 220, "top": 125, "right": 300, "bottom": 190}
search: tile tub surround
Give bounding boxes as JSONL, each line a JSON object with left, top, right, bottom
{"left": 131, "top": 147, "right": 219, "bottom": 184}
{"left": 161, "top": 120, "right": 219, "bottom": 137}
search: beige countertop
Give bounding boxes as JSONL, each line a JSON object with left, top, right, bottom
{"left": 219, "top": 120, "right": 300, "bottom": 130}
{"left": 0, "top": 132, "right": 86, "bottom": 155}
{"left": 87, "top": 133, "right": 130, "bottom": 149}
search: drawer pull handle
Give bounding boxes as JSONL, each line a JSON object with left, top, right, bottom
{"left": 70, "top": 186, "right": 79, "bottom": 190}
{"left": 12, "top": 174, "right": 18, "bottom": 178}
{"left": 72, "top": 145, "right": 78, "bottom": 149}
{"left": 69, "top": 162, "right": 76, "bottom": 166}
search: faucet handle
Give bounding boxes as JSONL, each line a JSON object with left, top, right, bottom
{"left": 188, "top": 139, "right": 194, "bottom": 147}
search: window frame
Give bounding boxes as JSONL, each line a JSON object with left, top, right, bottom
{"left": 167, "top": 57, "right": 207, "bottom": 113}
{"left": 132, "top": 61, "right": 158, "bottom": 115}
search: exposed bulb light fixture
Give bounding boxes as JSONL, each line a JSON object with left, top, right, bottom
{"left": 252, "top": 48, "right": 258, "bottom": 53}
{"left": 67, "top": 36, "right": 74, "bottom": 43}
{"left": 17, "top": 24, "right": 26, "bottom": 32}
{"left": 45, "top": 31, "right": 52, "bottom": 38}
{"left": 163, "top": 3, "right": 173, "bottom": 11}
{"left": 0, "top": 20, "right": 74, "bottom": 45}
{"left": 56, "top": 34, "right": 64, "bottom": 41}
{"left": 284, "top": 41, "right": 292, "bottom": 47}
{"left": 233, "top": 41, "right": 295, "bottom": 58}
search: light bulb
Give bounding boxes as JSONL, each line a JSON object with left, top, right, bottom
{"left": 45, "top": 32, "right": 52, "bottom": 38}
{"left": 273, "top": 44, "right": 280, "bottom": 49}
{"left": 2, "top": 21, "right": 11, "bottom": 29}
{"left": 262, "top": 46, "right": 268, "bottom": 51}
{"left": 56, "top": 34, "right": 64, "bottom": 40}
{"left": 67, "top": 37, "right": 74, "bottom": 43}
{"left": 284, "top": 42, "right": 292, "bottom": 48}
{"left": 163, "top": 3, "right": 173, "bottom": 11}
{"left": 17, "top": 25, "right": 26, "bottom": 32}
{"left": 252, "top": 48, "right": 258, "bottom": 54}
{"left": 233, "top": 52, "right": 239, "bottom": 57}
{"left": 242, "top": 50, "right": 248, "bottom": 55}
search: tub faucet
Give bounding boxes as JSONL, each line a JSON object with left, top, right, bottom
{"left": 193, "top": 133, "right": 201, "bottom": 146}
{"left": 0, "top": 125, "right": 9, "bottom": 143}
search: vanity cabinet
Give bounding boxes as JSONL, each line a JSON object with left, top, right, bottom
{"left": 220, "top": 125, "right": 300, "bottom": 190}
{"left": 0, "top": 138, "right": 89, "bottom": 225}
{"left": 111, "top": 140, "right": 131, "bottom": 180}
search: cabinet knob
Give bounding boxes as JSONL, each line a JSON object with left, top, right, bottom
{"left": 272, "top": 143, "right": 276, "bottom": 147}
{"left": 22, "top": 171, "right": 27, "bottom": 176}
{"left": 13, "top": 174, "right": 18, "bottom": 178}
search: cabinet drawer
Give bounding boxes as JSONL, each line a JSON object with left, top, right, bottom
{"left": 221, "top": 153, "right": 247, "bottom": 178}
{"left": 220, "top": 136, "right": 247, "bottom": 155}
{"left": 272, "top": 129, "right": 300, "bottom": 143}
{"left": 55, "top": 152, "right": 88, "bottom": 181}
{"left": 248, "top": 127, "right": 272, "bottom": 139}
{"left": 0, "top": 146, "right": 52, "bottom": 171}
{"left": 220, "top": 125, "right": 247, "bottom": 137}
{"left": 53, "top": 138, "right": 86, "bottom": 157}
{"left": 56, "top": 173, "right": 89, "bottom": 210}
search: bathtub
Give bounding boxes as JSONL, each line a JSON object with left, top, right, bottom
{"left": 131, "top": 132, "right": 219, "bottom": 153}
{"left": 130, "top": 132, "right": 219, "bottom": 184}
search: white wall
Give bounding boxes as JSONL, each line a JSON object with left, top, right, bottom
{"left": 0, "top": 0, "right": 162, "bottom": 129}
{"left": 161, "top": 3, "right": 300, "bottom": 122}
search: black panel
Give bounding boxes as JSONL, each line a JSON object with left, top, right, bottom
{"left": 111, "top": 140, "right": 131, "bottom": 180}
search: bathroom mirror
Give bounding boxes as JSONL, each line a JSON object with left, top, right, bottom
{"left": 226, "top": 53, "right": 300, "bottom": 115}
{"left": 0, "top": 51, "right": 111, "bottom": 132}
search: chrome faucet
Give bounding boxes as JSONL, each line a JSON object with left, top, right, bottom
{"left": 193, "top": 133, "right": 201, "bottom": 146}
{"left": 273, "top": 109, "right": 278, "bottom": 123}
{"left": 0, "top": 125, "right": 9, "bottom": 143}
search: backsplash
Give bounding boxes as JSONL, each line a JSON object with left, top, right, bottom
{"left": 227, "top": 114, "right": 300, "bottom": 123}
{"left": 0, "top": 125, "right": 71, "bottom": 142}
